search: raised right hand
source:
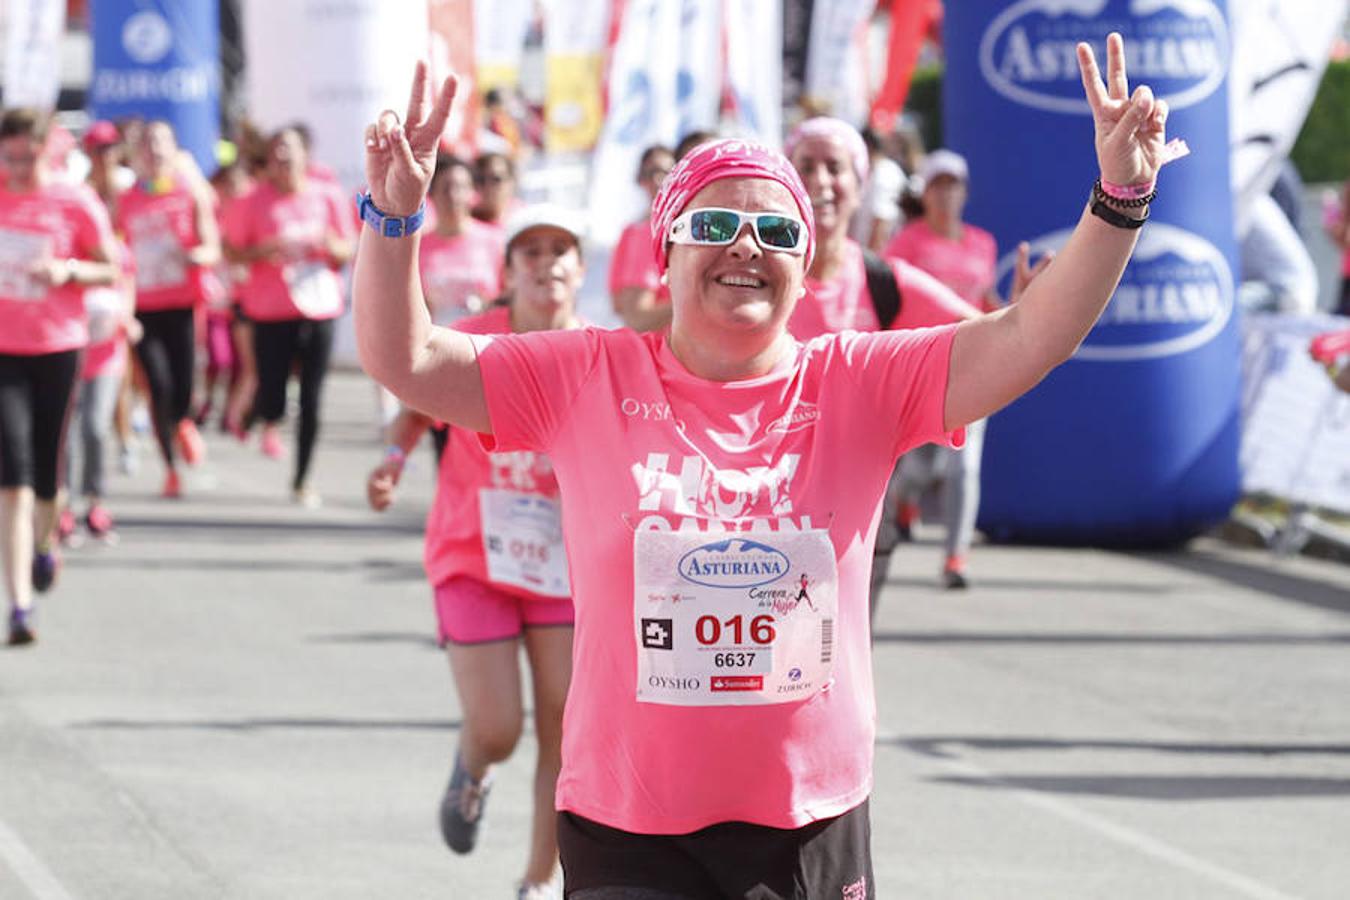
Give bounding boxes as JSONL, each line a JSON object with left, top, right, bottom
{"left": 364, "top": 61, "right": 458, "bottom": 217}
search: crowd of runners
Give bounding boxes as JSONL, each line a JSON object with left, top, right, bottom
{"left": 3, "top": 32, "right": 1177, "bottom": 899}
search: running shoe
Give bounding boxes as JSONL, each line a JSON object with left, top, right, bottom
{"left": 176, "top": 419, "right": 206, "bottom": 466}
{"left": 32, "top": 549, "right": 59, "bottom": 593}
{"left": 439, "top": 752, "right": 492, "bottom": 854}
{"left": 941, "top": 567, "right": 969, "bottom": 590}
{"left": 7, "top": 607, "right": 35, "bottom": 646}
{"left": 57, "top": 508, "right": 77, "bottom": 546}
{"left": 85, "top": 505, "right": 115, "bottom": 538}
{"left": 517, "top": 882, "right": 560, "bottom": 900}
{"left": 162, "top": 469, "right": 183, "bottom": 499}
{"left": 292, "top": 486, "right": 323, "bottom": 510}
{"left": 260, "top": 428, "right": 285, "bottom": 460}
{"left": 118, "top": 444, "right": 139, "bottom": 475}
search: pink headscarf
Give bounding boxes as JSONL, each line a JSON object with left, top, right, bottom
{"left": 649, "top": 138, "right": 816, "bottom": 273}
{"left": 783, "top": 117, "right": 870, "bottom": 183}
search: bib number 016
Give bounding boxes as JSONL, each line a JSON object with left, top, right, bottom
{"left": 694, "top": 614, "right": 776, "bottom": 646}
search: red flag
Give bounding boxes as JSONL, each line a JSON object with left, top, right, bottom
{"left": 869, "top": 0, "right": 940, "bottom": 133}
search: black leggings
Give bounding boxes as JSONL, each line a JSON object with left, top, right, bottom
{"left": 0, "top": 350, "right": 81, "bottom": 500}
{"left": 252, "top": 318, "right": 334, "bottom": 490}
{"left": 135, "top": 308, "right": 196, "bottom": 466}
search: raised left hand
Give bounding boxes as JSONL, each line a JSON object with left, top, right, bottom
{"left": 1077, "top": 33, "right": 1171, "bottom": 188}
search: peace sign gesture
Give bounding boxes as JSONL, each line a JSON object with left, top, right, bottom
{"left": 364, "top": 61, "right": 458, "bottom": 217}
{"left": 1077, "top": 33, "right": 1171, "bottom": 189}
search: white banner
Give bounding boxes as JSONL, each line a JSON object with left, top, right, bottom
{"left": 1240, "top": 313, "right": 1350, "bottom": 513}
{"left": 1229, "top": 0, "right": 1350, "bottom": 223}
{"left": 3, "top": 0, "right": 66, "bottom": 110}
{"left": 802, "top": 0, "right": 873, "bottom": 124}
{"left": 676, "top": 0, "right": 724, "bottom": 140}
{"left": 242, "top": 0, "right": 427, "bottom": 194}
{"left": 473, "top": 0, "right": 534, "bottom": 91}
{"left": 724, "top": 0, "right": 784, "bottom": 145}
{"left": 585, "top": 0, "right": 684, "bottom": 244}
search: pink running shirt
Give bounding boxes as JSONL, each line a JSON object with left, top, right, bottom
{"left": 418, "top": 221, "right": 504, "bottom": 326}
{"left": 0, "top": 182, "right": 114, "bottom": 355}
{"left": 884, "top": 219, "right": 998, "bottom": 311}
{"left": 789, "top": 239, "right": 980, "bottom": 340}
{"left": 224, "top": 180, "right": 348, "bottom": 322}
{"left": 424, "top": 306, "right": 567, "bottom": 598}
{"left": 608, "top": 217, "right": 670, "bottom": 305}
{"left": 116, "top": 176, "right": 212, "bottom": 312}
{"left": 473, "top": 325, "right": 961, "bottom": 833}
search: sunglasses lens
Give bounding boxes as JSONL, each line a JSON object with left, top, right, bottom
{"left": 689, "top": 209, "right": 741, "bottom": 243}
{"left": 755, "top": 215, "right": 801, "bottom": 249}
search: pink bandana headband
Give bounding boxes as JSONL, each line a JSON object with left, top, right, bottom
{"left": 783, "top": 117, "right": 870, "bottom": 182}
{"left": 649, "top": 138, "right": 816, "bottom": 273}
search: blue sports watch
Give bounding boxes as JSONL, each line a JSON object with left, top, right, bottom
{"left": 355, "top": 191, "right": 425, "bottom": 238}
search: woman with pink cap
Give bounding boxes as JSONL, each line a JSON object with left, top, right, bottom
{"left": 356, "top": 33, "right": 1172, "bottom": 895}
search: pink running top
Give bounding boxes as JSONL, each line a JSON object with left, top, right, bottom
{"left": 472, "top": 324, "right": 961, "bottom": 833}
{"left": 608, "top": 216, "right": 669, "bottom": 306}
{"left": 790, "top": 239, "right": 981, "bottom": 339}
{"left": 418, "top": 221, "right": 504, "bottom": 326}
{"left": 424, "top": 306, "right": 566, "bottom": 599}
{"left": 0, "top": 182, "right": 114, "bottom": 355}
{"left": 115, "top": 175, "right": 212, "bottom": 312}
{"left": 884, "top": 219, "right": 998, "bottom": 311}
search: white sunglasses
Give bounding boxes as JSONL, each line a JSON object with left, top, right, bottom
{"left": 668, "top": 207, "right": 808, "bottom": 255}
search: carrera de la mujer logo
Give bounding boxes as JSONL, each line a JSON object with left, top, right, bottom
{"left": 678, "top": 539, "right": 789, "bottom": 589}
{"left": 979, "top": 0, "right": 1230, "bottom": 115}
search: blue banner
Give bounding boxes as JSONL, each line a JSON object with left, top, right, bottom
{"left": 945, "top": 0, "right": 1241, "bottom": 545}
{"left": 89, "top": 0, "right": 220, "bottom": 175}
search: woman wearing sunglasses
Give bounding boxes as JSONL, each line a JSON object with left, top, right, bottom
{"left": 356, "top": 33, "right": 1170, "bottom": 896}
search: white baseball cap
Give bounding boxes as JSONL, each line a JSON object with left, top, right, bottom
{"left": 918, "top": 149, "right": 969, "bottom": 186}
{"left": 503, "top": 204, "right": 587, "bottom": 255}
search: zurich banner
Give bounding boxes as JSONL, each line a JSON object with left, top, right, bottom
{"left": 945, "top": 0, "right": 1241, "bottom": 545}
{"left": 89, "top": 0, "right": 220, "bottom": 174}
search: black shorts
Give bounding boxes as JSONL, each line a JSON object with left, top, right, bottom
{"left": 558, "top": 800, "right": 874, "bottom": 900}
{"left": 0, "top": 350, "right": 81, "bottom": 499}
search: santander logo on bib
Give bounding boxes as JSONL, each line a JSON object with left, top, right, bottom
{"left": 979, "top": 0, "right": 1230, "bottom": 115}
{"left": 997, "top": 222, "right": 1233, "bottom": 362}
{"left": 678, "top": 539, "right": 789, "bottom": 589}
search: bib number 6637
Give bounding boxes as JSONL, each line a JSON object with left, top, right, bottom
{"left": 694, "top": 614, "right": 776, "bottom": 646}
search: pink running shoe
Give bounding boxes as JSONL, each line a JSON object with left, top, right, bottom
{"left": 260, "top": 428, "right": 285, "bottom": 460}
{"left": 176, "top": 419, "right": 206, "bottom": 466}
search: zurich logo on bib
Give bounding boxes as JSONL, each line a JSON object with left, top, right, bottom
{"left": 948, "top": 0, "right": 1242, "bottom": 545}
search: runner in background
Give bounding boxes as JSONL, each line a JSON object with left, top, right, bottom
{"left": 117, "top": 120, "right": 220, "bottom": 499}
{"left": 367, "top": 206, "right": 584, "bottom": 900}
{"left": 850, "top": 127, "right": 906, "bottom": 254}
{"left": 208, "top": 153, "right": 257, "bottom": 439}
{"left": 224, "top": 126, "right": 353, "bottom": 507}
{"left": 608, "top": 144, "right": 674, "bottom": 332}
{"left": 673, "top": 129, "right": 717, "bottom": 162}
{"left": 354, "top": 35, "right": 1169, "bottom": 891}
{"left": 1, "top": 108, "right": 118, "bottom": 645}
{"left": 471, "top": 152, "right": 518, "bottom": 232}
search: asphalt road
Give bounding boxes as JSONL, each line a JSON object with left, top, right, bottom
{"left": 2, "top": 370, "right": 1347, "bottom": 899}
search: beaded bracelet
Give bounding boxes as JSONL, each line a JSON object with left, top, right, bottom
{"left": 1093, "top": 178, "right": 1155, "bottom": 209}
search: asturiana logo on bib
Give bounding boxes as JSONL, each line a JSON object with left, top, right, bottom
{"left": 678, "top": 539, "right": 789, "bottom": 589}
{"left": 979, "top": 0, "right": 1230, "bottom": 115}
{"left": 996, "top": 222, "right": 1233, "bottom": 362}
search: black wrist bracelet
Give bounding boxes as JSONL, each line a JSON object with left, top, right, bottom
{"left": 1092, "top": 178, "right": 1156, "bottom": 208}
{"left": 1089, "top": 197, "right": 1148, "bottom": 230}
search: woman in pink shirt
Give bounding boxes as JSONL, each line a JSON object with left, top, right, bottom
{"left": 355, "top": 37, "right": 1171, "bottom": 893}
{"left": 225, "top": 126, "right": 354, "bottom": 506}
{"left": 0, "top": 108, "right": 118, "bottom": 645}
{"left": 367, "top": 207, "right": 583, "bottom": 898}
{"left": 419, "top": 154, "right": 504, "bottom": 327}
{"left": 117, "top": 120, "right": 221, "bottom": 498}
{"left": 608, "top": 144, "right": 674, "bottom": 332}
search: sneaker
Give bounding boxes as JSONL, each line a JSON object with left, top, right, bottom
{"left": 32, "top": 549, "right": 59, "bottom": 593}
{"left": 176, "top": 419, "right": 206, "bottom": 466}
{"left": 438, "top": 753, "right": 492, "bottom": 854}
{"left": 260, "top": 428, "right": 285, "bottom": 460}
{"left": 162, "top": 469, "right": 183, "bottom": 499}
{"left": 517, "top": 882, "right": 560, "bottom": 900}
{"left": 942, "top": 568, "right": 969, "bottom": 590}
{"left": 292, "top": 486, "right": 323, "bottom": 510}
{"left": 119, "top": 444, "right": 139, "bottom": 476}
{"left": 85, "top": 505, "right": 115, "bottom": 538}
{"left": 7, "top": 608, "right": 35, "bottom": 646}
{"left": 57, "top": 508, "right": 77, "bottom": 546}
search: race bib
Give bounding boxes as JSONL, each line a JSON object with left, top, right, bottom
{"left": 0, "top": 229, "right": 51, "bottom": 301}
{"left": 131, "top": 232, "right": 188, "bottom": 291}
{"left": 285, "top": 261, "right": 343, "bottom": 318}
{"left": 633, "top": 526, "right": 837, "bottom": 707}
{"left": 479, "top": 489, "right": 570, "bottom": 598}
